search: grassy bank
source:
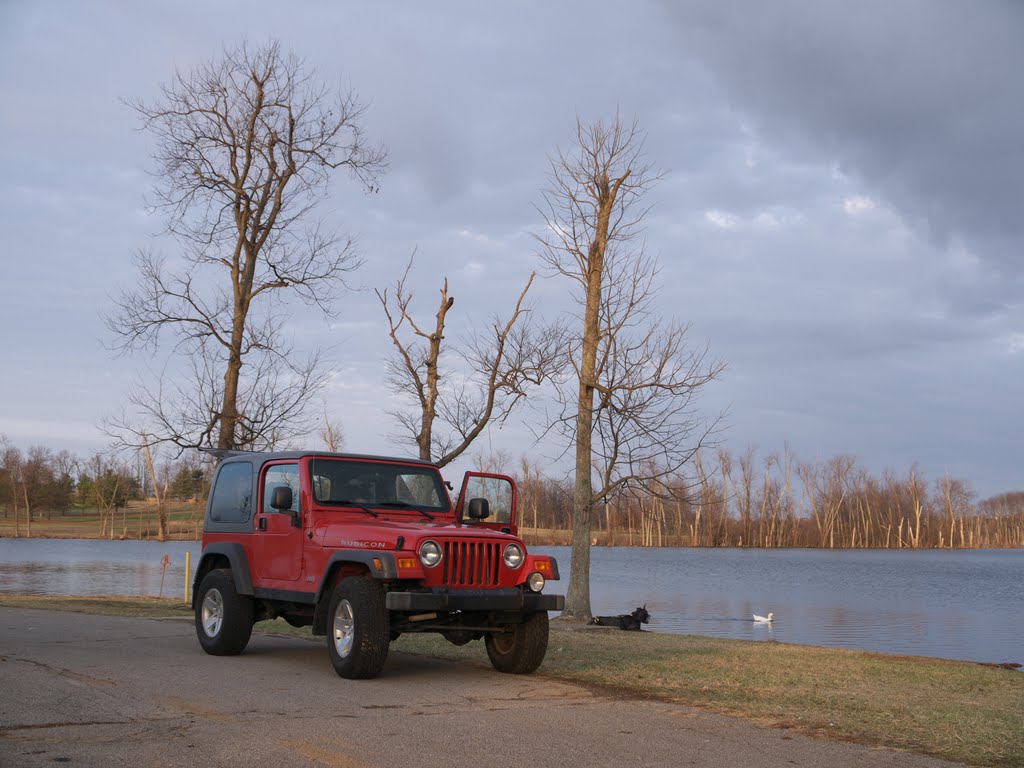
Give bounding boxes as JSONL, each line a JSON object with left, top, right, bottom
{"left": 395, "top": 627, "right": 1022, "bottom": 767}
{"left": 1, "top": 595, "right": 1020, "bottom": 766}
{"left": 0, "top": 594, "right": 194, "bottom": 618}
{"left": 0, "top": 501, "right": 204, "bottom": 541}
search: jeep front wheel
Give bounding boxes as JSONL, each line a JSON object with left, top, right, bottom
{"left": 327, "top": 576, "right": 390, "bottom": 679}
{"left": 195, "top": 568, "right": 254, "bottom": 656}
{"left": 485, "top": 611, "right": 549, "bottom": 674}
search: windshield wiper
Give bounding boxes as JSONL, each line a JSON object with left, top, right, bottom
{"left": 332, "top": 500, "right": 379, "bottom": 518}
{"left": 377, "top": 501, "right": 435, "bottom": 520}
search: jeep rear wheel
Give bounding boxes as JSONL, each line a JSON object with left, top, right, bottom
{"left": 327, "top": 576, "right": 390, "bottom": 679}
{"left": 195, "top": 568, "right": 254, "bottom": 656}
{"left": 485, "top": 611, "right": 549, "bottom": 674}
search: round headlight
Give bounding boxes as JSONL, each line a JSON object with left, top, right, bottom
{"left": 419, "top": 540, "right": 442, "bottom": 568}
{"left": 527, "top": 571, "right": 546, "bottom": 592}
{"left": 503, "top": 543, "right": 524, "bottom": 569}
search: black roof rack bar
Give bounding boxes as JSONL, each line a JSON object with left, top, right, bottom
{"left": 196, "top": 447, "right": 433, "bottom": 465}
{"left": 197, "top": 447, "right": 260, "bottom": 461}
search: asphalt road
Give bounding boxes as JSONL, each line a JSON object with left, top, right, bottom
{"left": 0, "top": 607, "right": 961, "bottom": 768}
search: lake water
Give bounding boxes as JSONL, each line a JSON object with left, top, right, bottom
{"left": 0, "top": 539, "right": 1020, "bottom": 667}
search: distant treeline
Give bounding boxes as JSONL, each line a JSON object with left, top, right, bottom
{"left": 2, "top": 439, "right": 1021, "bottom": 548}
{"left": 515, "top": 449, "right": 1024, "bottom": 549}
{"left": 0, "top": 439, "right": 208, "bottom": 538}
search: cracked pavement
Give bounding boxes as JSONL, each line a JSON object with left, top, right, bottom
{"left": 0, "top": 607, "right": 962, "bottom": 768}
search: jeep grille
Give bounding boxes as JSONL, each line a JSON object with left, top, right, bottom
{"left": 441, "top": 540, "right": 501, "bottom": 586}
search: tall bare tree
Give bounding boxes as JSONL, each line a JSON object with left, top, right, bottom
{"left": 106, "top": 40, "right": 386, "bottom": 451}
{"left": 536, "top": 115, "right": 724, "bottom": 620}
{"left": 376, "top": 254, "right": 562, "bottom": 466}
{"left": 320, "top": 403, "right": 345, "bottom": 452}
{"left": 140, "top": 441, "right": 170, "bottom": 541}
{"left": 1, "top": 438, "right": 22, "bottom": 536}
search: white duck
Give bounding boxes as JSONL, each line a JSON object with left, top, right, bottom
{"left": 753, "top": 612, "right": 774, "bottom": 623}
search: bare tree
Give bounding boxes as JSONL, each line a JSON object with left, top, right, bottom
{"left": 81, "top": 453, "right": 133, "bottom": 540}
{"left": 798, "top": 455, "right": 855, "bottom": 548}
{"left": 1, "top": 438, "right": 22, "bottom": 536}
{"left": 97, "top": 420, "right": 173, "bottom": 540}
{"left": 52, "top": 450, "right": 78, "bottom": 517}
{"left": 106, "top": 40, "right": 386, "bottom": 451}
{"left": 937, "top": 472, "right": 974, "bottom": 548}
{"left": 20, "top": 446, "right": 58, "bottom": 536}
{"left": 320, "top": 403, "right": 345, "bottom": 452}
{"left": 535, "top": 115, "right": 724, "bottom": 620}
{"left": 141, "top": 441, "right": 170, "bottom": 541}
{"left": 376, "top": 254, "right": 562, "bottom": 466}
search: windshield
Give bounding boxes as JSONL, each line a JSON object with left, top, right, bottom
{"left": 309, "top": 459, "right": 449, "bottom": 512}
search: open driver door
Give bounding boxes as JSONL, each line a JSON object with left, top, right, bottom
{"left": 455, "top": 472, "right": 518, "bottom": 536}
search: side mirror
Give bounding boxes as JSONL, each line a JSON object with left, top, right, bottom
{"left": 467, "top": 497, "right": 490, "bottom": 520}
{"left": 271, "top": 485, "right": 293, "bottom": 511}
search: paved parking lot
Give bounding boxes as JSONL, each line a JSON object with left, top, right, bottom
{"left": 0, "top": 608, "right": 960, "bottom": 767}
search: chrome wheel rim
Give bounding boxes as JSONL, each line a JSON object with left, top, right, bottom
{"left": 201, "top": 588, "right": 224, "bottom": 637}
{"left": 333, "top": 598, "right": 355, "bottom": 658}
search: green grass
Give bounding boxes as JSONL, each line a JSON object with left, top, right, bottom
{"left": 2, "top": 595, "right": 1020, "bottom": 767}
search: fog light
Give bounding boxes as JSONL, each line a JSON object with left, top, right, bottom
{"left": 527, "top": 571, "right": 545, "bottom": 592}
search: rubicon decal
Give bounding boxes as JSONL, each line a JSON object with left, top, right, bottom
{"left": 337, "top": 540, "right": 388, "bottom": 549}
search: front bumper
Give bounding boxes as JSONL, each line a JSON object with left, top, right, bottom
{"left": 385, "top": 588, "right": 564, "bottom": 613}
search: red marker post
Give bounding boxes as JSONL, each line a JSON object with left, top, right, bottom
{"left": 159, "top": 554, "right": 171, "bottom": 598}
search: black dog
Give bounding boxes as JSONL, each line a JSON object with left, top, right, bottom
{"left": 589, "top": 605, "right": 651, "bottom": 631}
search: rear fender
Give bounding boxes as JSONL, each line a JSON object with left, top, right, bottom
{"left": 192, "top": 543, "right": 254, "bottom": 608}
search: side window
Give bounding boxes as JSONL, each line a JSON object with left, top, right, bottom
{"left": 263, "top": 464, "right": 300, "bottom": 514}
{"left": 462, "top": 476, "right": 512, "bottom": 525}
{"left": 210, "top": 462, "right": 253, "bottom": 523}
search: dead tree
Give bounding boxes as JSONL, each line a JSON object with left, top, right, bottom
{"left": 320, "top": 404, "right": 345, "bottom": 452}
{"left": 376, "top": 254, "right": 562, "bottom": 466}
{"left": 106, "top": 40, "right": 386, "bottom": 451}
{"left": 535, "top": 114, "right": 724, "bottom": 620}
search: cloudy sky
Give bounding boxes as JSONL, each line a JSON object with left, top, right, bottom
{"left": 1, "top": 1, "right": 1021, "bottom": 498}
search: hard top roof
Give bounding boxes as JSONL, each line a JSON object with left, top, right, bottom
{"left": 199, "top": 448, "right": 436, "bottom": 467}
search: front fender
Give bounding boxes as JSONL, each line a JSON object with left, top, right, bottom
{"left": 313, "top": 550, "right": 398, "bottom": 604}
{"left": 523, "top": 553, "right": 560, "bottom": 581}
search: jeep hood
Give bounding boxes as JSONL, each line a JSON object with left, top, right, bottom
{"left": 316, "top": 518, "right": 515, "bottom": 549}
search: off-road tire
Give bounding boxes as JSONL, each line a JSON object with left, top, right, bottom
{"left": 327, "top": 576, "right": 390, "bottom": 679}
{"left": 195, "top": 568, "right": 254, "bottom": 656}
{"left": 484, "top": 611, "right": 549, "bottom": 674}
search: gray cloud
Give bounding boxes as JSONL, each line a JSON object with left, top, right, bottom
{"left": 660, "top": 0, "right": 1024, "bottom": 271}
{"left": 0, "top": 1, "right": 1021, "bottom": 496}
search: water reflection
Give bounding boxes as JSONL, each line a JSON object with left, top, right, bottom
{"left": 0, "top": 539, "right": 202, "bottom": 599}
{"left": 537, "top": 545, "right": 1023, "bottom": 666}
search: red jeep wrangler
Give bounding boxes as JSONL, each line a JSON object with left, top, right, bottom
{"left": 192, "top": 450, "right": 564, "bottom": 679}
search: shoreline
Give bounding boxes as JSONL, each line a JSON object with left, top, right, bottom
{"left": 2, "top": 532, "right": 1024, "bottom": 548}
{"left": 2, "top": 530, "right": 1021, "bottom": 550}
